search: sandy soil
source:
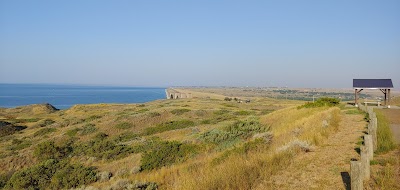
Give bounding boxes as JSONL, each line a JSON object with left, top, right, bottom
{"left": 254, "top": 111, "right": 366, "bottom": 190}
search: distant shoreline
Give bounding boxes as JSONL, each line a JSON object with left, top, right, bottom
{"left": 0, "top": 84, "right": 166, "bottom": 110}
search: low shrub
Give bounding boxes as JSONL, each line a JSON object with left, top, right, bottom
{"left": 171, "top": 108, "right": 191, "bottom": 115}
{"left": 115, "top": 122, "right": 133, "bottom": 129}
{"left": 298, "top": 97, "right": 340, "bottom": 109}
{"left": 142, "top": 120, "right": 195, "bottom": 136}
{"left": 34, "top": 141, "right": 73, "bottom": 161}
{"left": 200, "top": 117, "right": 268, "bottom": 145}
{"left": 0, "top": 172, "right": 12, "bottom": 189}
{"left": 66, "top": 128, "right": 81, "bottom": 137}
{"left": 140, "top": 141, "right": 197, "bottom": 170}
{"left": 224, "top": 97, "right": 232, "bottom": 101}
{"left": 108, "top": 179, "right": 158, "bottom": 190}
{"left": 74, "top": 133, "right": 133, "bottom": 160}
{"left": 80, "top": 123, "right": 97, "bottom": 135}
{"left": 51, "top": 161, "right": 97, "bottom": 189}
{"left": 6, "top": 159, "right": 97, "bottom": 189}
{"left": 113, "top": 132, "right": 139, "bottom": 143}
{"left": 33, "top": 127, "right": 57, "bottom": 137}
{"left": 131, "top": 137, "right": 163, "bottom": 153}
{"left": 97, "top": 171, "right": 112, "bottom": 182}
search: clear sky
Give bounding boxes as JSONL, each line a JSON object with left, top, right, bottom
{"left": 0, "top": 0, "right": 399, "bottom": 88}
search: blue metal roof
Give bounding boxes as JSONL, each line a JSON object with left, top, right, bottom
{"left": 353, "top": 79, "right": 393, "bottom": 88}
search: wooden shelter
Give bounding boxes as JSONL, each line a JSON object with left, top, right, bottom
{"left": 353, "top": 79, "right": 394, "bottom": 108}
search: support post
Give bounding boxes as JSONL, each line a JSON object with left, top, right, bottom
{"left": 351, "top": 161, "right": 363, "bottom": 190}
{"left": 388, "top": 89, "right": 391, "bottom": 108}
{"left": 370, "top": 117, "right": 378, "bottom": 152}
{"left": 360, "top": 146, "right": 370, "bottom": 180}
{"left": 364, "top": 135, "right": 373, "bottom": 160}
{"left": 355, "top": 89, "right": 358, "bottom": 107}
{"left": 384, "top": 89, "right": 387, "bottom": 106}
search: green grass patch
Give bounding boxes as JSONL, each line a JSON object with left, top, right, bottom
{"left": 375, "top": 110, "right": 396, "bottom": 154}
{"left": 137, "top": 108, "right": 149, "bottom": 113}
{"left": 66, "top": 128, "right": 81, "bottom": 137}
{"left": 345, "top": 109, "right": 363, "bottom": 115}
{"left": 80, "top": 123, "right": 97, "bottom": 135}
{"left": 200, "top": 117, "right": 269, "bottom": 149}
{"left": 83, "top": 115, "right": 102, "bottom": 122}
{"left": 115, "top": 122, "right": 134, "bottom": 129}
{"left": 7, "top": 139, "right": 32, "bottom": 151}
{"left": 33, "top": 127, "right": 57, "bottom": 137}
{"left": 221, "top": 103, "right": 238, "bottom": 108}
{"left": 260, "top": 109, "right": 274, "bottom": 115}
{"left": 140, "top": 141, "right": 197, "bottom": 170}
{"left": 142, "top": 120, "right": 195, "bottom": 136}
{"left": 37, "top": 119, "right": 56, "bottom": 127}
{"left": 14, "top": 118, "right": 41, "bottom": 123}
{"left": 298, "top": 97, "right": 340, "bottom": 109}
{"left": 148, "top": 112, "right": 161, "bottom": 117}
{"left": 213, "top": 109, "right": 230, "bottom": 115}
{"left": 171, "top": 108, "right": 191, "bottom": 115}
{"left": 234, "top": 110, "right": 253, "bottom": 116}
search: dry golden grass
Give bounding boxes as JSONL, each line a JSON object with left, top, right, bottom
{"left": 121, "top": 106, "right": 344, "bottom": 190}
{"left": 391, "top": 96, "right": 400, "bottom": 106}
{"left": 0, "top": 92, "right": 369, "bottom": 190}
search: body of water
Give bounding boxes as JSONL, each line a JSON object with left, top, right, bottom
{"left": 0, "top": 84, "right": 166, "bottom": 109}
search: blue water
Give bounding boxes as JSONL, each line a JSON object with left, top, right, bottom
{"left": 0, "top": 84, "right": 166, "bottom": 109}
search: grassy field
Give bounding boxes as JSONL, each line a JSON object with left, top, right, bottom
{"left": 0, "top": 89, "right": 371, "bottom": 189}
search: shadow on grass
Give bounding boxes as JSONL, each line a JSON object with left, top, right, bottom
{"left": 340, "top": 172, "right": 351, "bottom": 190}
{"left": 354, "top": 147, "right": 361, "bottom": 155}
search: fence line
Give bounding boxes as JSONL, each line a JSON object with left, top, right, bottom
{"left": 350, "top": 104, "right": 377, "bottom": 189}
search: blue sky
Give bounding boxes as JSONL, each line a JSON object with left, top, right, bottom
{"left": 0, "top": 0, "right": 399, "bottom": 88}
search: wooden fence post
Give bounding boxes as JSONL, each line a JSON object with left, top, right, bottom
{"left": 364, "top": 135, "right": 373, "bottom": 160}
{"left": 370, "top": 117, "right": 378, "bottom": 151}
{"left": 351, "top": 161, "right": 363, "bottom": 190}
{"left": 360, "top": 146, "right": 370, "bottom": 180}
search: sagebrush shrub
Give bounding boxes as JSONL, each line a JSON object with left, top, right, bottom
{"left": 34, "top": 141, "right": 73, "bottom": 161}
{"left": 6, "top": 159, "right": 97, "bottom": 189}
{"left": 140, "top": 141, "right": 197, "bottom": 170}
{"left": 200, "top": 117, "right": 268, "bottom": 144}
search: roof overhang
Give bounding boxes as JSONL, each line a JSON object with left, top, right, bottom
{"left": 353, "top": 79, "right": 393, "bottom": 89}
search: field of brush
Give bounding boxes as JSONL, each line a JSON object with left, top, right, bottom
{"left": 0, "top": 89, "right": 370, "bottom": 189}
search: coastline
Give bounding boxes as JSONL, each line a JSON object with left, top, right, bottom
{"left": 0, "top": 84, "right": 167, "bottom": 110}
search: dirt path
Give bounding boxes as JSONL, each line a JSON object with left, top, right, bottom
{"left": 255, "top": 111, "right": 366, "bottom": 190}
